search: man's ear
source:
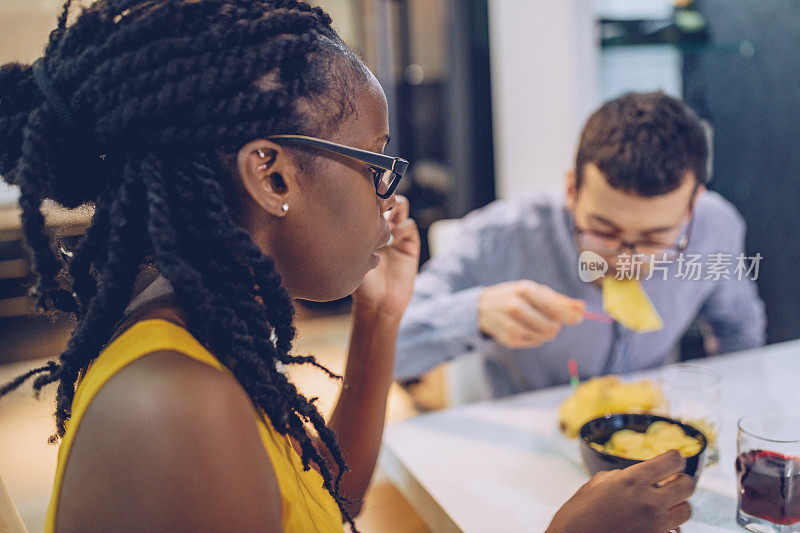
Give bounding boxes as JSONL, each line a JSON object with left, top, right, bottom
{"left": 235, "top": 139, "right": 299, "bottom": 217}
{"left": 565, "top": 168, "right": 578, "bottom": 210}
{"left": 688, "top": 181, "right": 706, "bottom": 216}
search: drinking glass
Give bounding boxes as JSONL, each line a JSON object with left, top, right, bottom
{"left": 736, "top": 413, "right": 800, "bottom": 532}
{"left": 657, "top": 363, "right": 722, "bottom": 465}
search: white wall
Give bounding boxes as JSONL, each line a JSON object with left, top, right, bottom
{"left": 600, "top": 46, "right": 682, "bottom": 102}
{"left": 0, "top": 0, "right": 65, "bottom": 206}
{"left": 487, "top": 0, "right": 599, "bottom": 199}
{"left": 487, "top": 0, "right": 681, "bottom": 199}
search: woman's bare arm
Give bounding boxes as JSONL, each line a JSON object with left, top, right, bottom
{"left": 55, "top": 351, "right": 282, "bottom": 533}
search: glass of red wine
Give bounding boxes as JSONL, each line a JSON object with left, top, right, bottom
{"left": 736, "top": 413, "right": 800, "bottom": 532}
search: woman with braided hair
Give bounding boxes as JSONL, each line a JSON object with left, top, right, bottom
{"left": 0, "top": 1, "right": 696, "bottom": 532}
{"left": 1, "top": 0, "right": 416, "bottom": 530}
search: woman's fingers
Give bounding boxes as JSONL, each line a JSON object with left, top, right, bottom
{"left": 659, "top": 473, "right": 696, "bottom": 508}
{"left": 665, "top": 501, "right": 692, "bottom": 531}
{"left": 386, "top": 195, "right": 410, "bottom": 225}
{"left": 626, "top": 449, "right": 686, "bottom": 486}
{"left": 392, "top": 218, "right": 417, "bottom": 239}
{"left": 388, "top": 218, "right": 419, "bottom": 255}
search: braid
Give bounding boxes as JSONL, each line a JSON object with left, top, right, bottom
{"left": 66, "top": 188, "right": 114, "bottom": 318}
{"left": 43, "top": 0, "right": 76, "bottom": 59}
{"left": 0, "top": 361, "right": 59, "bottom": 397}
{"left": 0, "top": 1, "right": 371, "bottom": 527}
{"left": 48, "top": 161, "right": 147, "bottom": 440}
{"left": 163, "top": 154, "right": 353, "bottom": 506}
{"left": 16, "top": 107, "right": 79, "bottom": 313}
{"left": 141, "top": 159, "right": 357, "bottom": 520}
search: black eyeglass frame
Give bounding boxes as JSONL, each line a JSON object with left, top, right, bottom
{"left": 267, "top": 134, "right": 408, "bottom": 199}
{"left": 573, "top": 214, "right": 695, "bottom": 259}
{"left": 570, "top": 184, "right": 700, "bottom": 259}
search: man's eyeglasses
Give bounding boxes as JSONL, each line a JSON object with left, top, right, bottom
{"left": 573, "top": 216, "right": 694, "bottom": 260}
{"left": 571, "top": 184, "right": 699, "bottom": 260}
{"left": 267, "top": 134, "right": 408, "bottom": 199}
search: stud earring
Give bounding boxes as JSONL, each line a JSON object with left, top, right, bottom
{"left": 280, "top": 203, "right": 289, "bottom": 213}
{"left": 256, "top": 149, "right": 266, "bottom": 158}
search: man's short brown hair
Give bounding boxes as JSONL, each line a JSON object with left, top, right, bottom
{"left": 575, "top": 91, "right": 708, "bottom": 196}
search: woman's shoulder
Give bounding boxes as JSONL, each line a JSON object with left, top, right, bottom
{"left": 94, "top": 348, "right": 251, "bottom": 428}
{"left": 56, "top": 348, "right": 283, "bottom": 531}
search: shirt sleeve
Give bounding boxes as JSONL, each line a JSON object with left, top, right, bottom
{"left": 698, "top": 210, "right": 766, "bottom": 354}
{"left": 394, "top": 216, "right": 502, "bottom": 382}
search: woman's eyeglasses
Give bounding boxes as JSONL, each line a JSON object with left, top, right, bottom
{"left": 266, "top": 134, "right": 408, "bottom": 199}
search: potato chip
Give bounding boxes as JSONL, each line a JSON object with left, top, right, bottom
{"left": 558, "top": 376, "right": 662, "bottom": 438}
{"left": 602, "top": 277, "right": 663, "bottom": 332}
{"left": 597, "top": 421, "right": 703, "bottom": 460}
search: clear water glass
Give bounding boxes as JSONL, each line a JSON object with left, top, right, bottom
{"left": 657, "top": 363, "right": 722, "bottom": 465}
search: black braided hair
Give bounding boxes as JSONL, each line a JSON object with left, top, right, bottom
{"left": 0, "top": 0, "right": 374, "bottom": 527}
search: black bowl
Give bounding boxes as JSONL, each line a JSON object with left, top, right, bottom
{"left": 579, "top": 413, "right": 707, "bottom": 482}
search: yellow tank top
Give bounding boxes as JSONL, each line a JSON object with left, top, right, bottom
{"left": 44, "top": 318, "right": 343, "bottom": 532}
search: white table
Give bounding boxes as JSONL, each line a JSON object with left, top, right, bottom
{"left": 382, "top": 340, "right": 800, "bottom": 532}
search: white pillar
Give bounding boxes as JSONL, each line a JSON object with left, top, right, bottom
{"left": 487, "top": 0, "right": 599, "bottom": 198}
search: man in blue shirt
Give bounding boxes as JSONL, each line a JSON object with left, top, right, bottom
{"left": 395, "top": 92, "right": 765, "bottom": 396}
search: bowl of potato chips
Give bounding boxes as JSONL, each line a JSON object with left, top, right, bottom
{"left": 578, "top": 413, "right": 708, "bottom": 482}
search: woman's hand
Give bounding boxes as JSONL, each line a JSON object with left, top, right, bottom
{"left": 322, "top": 197, "right": 418, "bottom": 511}
{"left": 546, "top": 450, "right": 695, "bottom": 533}
{"left": 353, "top": 195, "right": 420, "bottom": 322}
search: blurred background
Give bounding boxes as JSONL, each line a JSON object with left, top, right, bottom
{"left": 1, "top": 0, "right": 798, "bottom": 531}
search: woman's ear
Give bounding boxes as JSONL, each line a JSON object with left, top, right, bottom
{"left": 236, "top": 139, "right": 299, "bottom": 218}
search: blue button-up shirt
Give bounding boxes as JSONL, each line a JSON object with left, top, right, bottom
{"left": 395, "top": 191, "right": 766, "bottom": 395}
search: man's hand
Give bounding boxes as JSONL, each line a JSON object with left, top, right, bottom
{"left": 478, "top": 280, "right": 585, "bottom": 348}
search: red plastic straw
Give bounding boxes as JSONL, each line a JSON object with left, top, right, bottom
{"left": 568, "top": 359, "right": 579, "bottom": 389}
